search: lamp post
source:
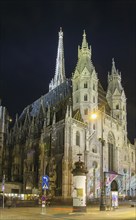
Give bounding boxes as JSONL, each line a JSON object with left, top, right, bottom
{"left": 90, "top": 109, "right": 106, "bottom": 211}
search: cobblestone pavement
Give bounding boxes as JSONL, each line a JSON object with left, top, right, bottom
{"left": 0, "top": 205, "right": 136, "bottom": 220}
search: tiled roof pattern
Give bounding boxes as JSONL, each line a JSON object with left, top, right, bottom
{"left": 19, "top": 79, "right": 72, "bottom": 119}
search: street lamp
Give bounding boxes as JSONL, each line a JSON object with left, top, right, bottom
{"left": 90, "top": 109, "right": 106, "bottom": 211}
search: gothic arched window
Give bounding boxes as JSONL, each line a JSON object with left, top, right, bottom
{"left": 108, "top": 132, "right": 115, "bottom": 171}
{"left": 84, "top": 94, "right": 88, "bottom": 101}
{"left": 116, "top": 104, "right": 119, "bottom": 109}
{"left": 108, "top": 143, "right": 114, "bottom": 170}
{"left": 84, "top": 82, "right": 88, "bottom": 88}
{"left": 76, "top": 131, "right": 80, "bottom": 146}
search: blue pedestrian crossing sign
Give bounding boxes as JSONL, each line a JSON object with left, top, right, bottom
{"left": 42, "top": 175, "right": 49, "bottom": 190}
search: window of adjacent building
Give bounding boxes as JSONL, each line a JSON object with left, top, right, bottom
{"left": 84, "top": 109, "right": 88, "bottom": 115}
{"left": 84, "top": 82, "right": 88, "bottom": 88}
{"left": 93, "top": 96, "right": 95, "bottom": 103}
{"left": 93, "top": 123, "right": 95, "bottom": 130}
{"left": 84, "top": 94, "right": 88, "bottom": 101}
{"left": 76, "top": 131, "right": 80, "bottom": 146}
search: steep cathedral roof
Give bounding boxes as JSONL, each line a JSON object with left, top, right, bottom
{"left": 19, "top": 79, "right": 72, "bottom": 120}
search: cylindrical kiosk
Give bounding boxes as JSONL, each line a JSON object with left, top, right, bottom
{"left": 72, "top": 153, "right": 88, "bottom": 212}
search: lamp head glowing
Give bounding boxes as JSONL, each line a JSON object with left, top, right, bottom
{"left": 90, "top": 113, "right": 97, "bottom": 120}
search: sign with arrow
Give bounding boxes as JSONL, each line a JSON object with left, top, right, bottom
{"left": 42, "top": 175, "right": 49, "bottom": 190}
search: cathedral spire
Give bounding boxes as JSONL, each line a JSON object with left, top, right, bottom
{"left": 49, "top": 27, "right": 66, "bottom": 91}
{"left": 111, "top": 58, "right": 117, "bottom": 74}
{"left": 82, "top": 30, "right": 88, "bottom": 49}
{"left": 107, "top": 58, "right": 124, "bottom": 101}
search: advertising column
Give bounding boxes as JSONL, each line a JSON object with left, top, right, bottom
{"left": 72, "top": 154, "right": 88, "bottom": 212}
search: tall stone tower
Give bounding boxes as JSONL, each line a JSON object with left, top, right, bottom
{"left": 106, "top": 59, "right": 127, "bottom": 145}
{"left": 72, "top": 31, "right": 98, "bottom": 126}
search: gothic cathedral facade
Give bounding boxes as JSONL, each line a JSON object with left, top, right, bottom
{"left": 0, "top": 28, "right": 136, "bottom": 199}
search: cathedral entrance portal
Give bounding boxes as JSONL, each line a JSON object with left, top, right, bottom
{"left": 111, "top": 180, "right": 118, "bottom": 191}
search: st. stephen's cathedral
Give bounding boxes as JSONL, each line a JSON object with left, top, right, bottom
{"left": 0, "top": 28, "right": 135, "bottom": 200}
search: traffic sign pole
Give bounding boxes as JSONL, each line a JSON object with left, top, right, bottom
{"left": 42, "top": 175, "right": 49, "bottom": 190}
{"left": 40, "top": 175, "right": 49, "bottom": 215}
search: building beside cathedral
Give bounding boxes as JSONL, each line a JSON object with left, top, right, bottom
{"left": 0, "top": 28, "right": 136, "bottom": 200}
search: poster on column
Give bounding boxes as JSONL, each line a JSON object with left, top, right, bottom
{"left": 73, "top": 176, "right": 86, "bottom": 207}
{"left": 111, "top": 191, "right": 118, "bottom": 207}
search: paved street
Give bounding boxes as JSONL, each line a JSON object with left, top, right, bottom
{"left": 0, "top": 205, "right": 136, "bottom": 220}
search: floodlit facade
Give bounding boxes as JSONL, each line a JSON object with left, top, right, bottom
{"left": 0, "top": 29, "right": 136, "bottom": 200}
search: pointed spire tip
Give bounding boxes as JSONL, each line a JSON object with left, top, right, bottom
{"left": 59, "top": 27, "right": 63, "bottom": 37}
{"left": 83, "top": 29, "right": 86, "bottom": 37}
{"left": 82, "top": 29, "right": 88, "bottom": 49}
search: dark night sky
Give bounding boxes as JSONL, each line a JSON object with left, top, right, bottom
{"left": 0, "top": 0, "right": 136, "bottom": 143}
